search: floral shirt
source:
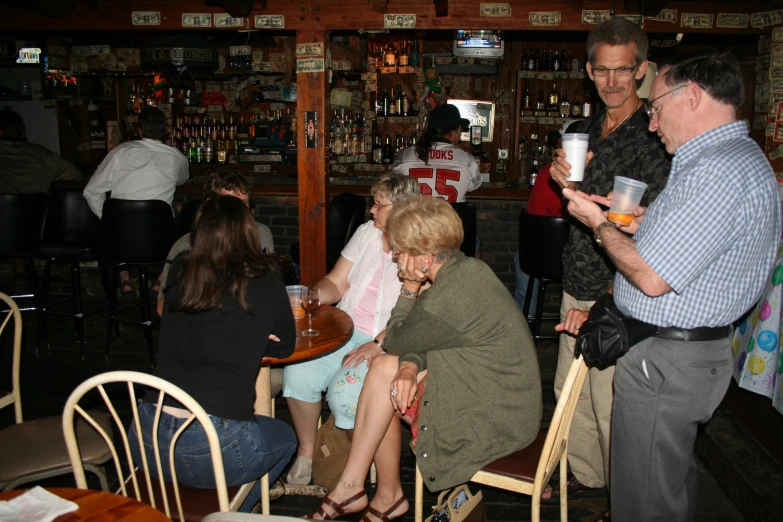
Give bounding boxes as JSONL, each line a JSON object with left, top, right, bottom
{"left": 561, "top": 107, "right": 670, "bottom": 300}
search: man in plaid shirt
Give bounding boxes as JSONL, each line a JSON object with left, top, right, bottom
{"left": 562, "top": 51, "right": 780, "bottom": 521}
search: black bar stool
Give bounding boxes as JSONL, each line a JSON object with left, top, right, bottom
{"left": 101, "top": 199, "right": 176, "bottom": 366}
{"left": 518, "top": 210, "right": 571, "bottom": 343}
{"left": 35, "top": 189, "right": 111, "bottom": 359}
{"left": 451, "top": 202, "right": 477, "bottom": 258}
{"left": 177, "top": 199, "right": 202, "bottom": 238}
{"left": 291, "top": 192, "right": 367, "bottom": 272}
{"left": 0, "top": 193, "right": 47, "bottom": 312}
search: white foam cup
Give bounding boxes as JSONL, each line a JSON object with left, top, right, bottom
{"left": 561, "top": 133, "right": 590, "bottom": 182}
{"left": 286, "top": 285, "right": 306, "bottom": 319}
{"left": 608, "top": 176, "right": 648, "bottom": 226}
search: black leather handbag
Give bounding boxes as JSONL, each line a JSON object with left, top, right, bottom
{"left": 575, "top": 294, "right": 659, "bottom": 369}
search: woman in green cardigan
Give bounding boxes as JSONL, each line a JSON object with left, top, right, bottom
{"left": 306, "top": 197, "right": 542, "bottom": 521}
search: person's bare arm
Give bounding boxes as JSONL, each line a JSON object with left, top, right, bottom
{"left": 313, "top": 255, "right": 353, "bottom": 305}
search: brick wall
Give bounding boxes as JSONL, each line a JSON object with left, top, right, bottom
{"left": 471, "top": 199, "right": 526, "bottom": 293}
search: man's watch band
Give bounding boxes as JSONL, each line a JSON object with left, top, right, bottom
{"left": 594, "top": 220, "right": 616, "bottom": 246}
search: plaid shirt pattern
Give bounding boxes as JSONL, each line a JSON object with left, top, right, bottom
{"left": 615, "top": 121, "right": 781, "bottom": 328}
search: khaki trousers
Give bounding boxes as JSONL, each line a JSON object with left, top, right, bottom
{"left": 553, "top": 291, "right": 615, "bottom": 489}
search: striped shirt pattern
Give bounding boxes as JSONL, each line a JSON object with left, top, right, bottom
{"left": 615, "top": 121, "right": 781, "bottom": 328}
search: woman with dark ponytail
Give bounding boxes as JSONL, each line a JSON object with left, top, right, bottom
{"left": 394, "top": 104, "right": 482, "bottom": 203}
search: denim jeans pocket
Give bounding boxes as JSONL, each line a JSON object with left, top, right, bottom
{"left": 181, "top": 438, "right": 248, "bottom": 489}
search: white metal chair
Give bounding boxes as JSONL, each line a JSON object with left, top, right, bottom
{"left": 62, "top": 371, "right": 263, "bottom": 522}
{"left": 414, "top": 355, "right": 588, "bottom": 522}
{"left": 0, "top": 292, "right": 112, "bottom": 491}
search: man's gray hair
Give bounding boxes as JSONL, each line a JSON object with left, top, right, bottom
{"left": 587, "top": 17, "right": 649, "bottom": 66}
{"left": 371, "top": 173, "right": 421, "bottom": 203}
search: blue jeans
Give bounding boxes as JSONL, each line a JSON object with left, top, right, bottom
{"left": 514, "top": 250, "right": 538, "bottom": 315}
{"left": 128, "top": 402, "right": 296, "bottom": 512}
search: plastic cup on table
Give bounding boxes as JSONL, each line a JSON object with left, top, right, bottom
{"left": 608, "top": 176, "right": 648, "bottom": 227}
{"left": 286, "top": 285, "right": 306, "bottom": 319}
{"left": 560, "top": 133, "right": 590, "bottom": 182}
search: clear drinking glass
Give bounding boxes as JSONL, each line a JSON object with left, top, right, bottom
{"left": 300, "top": 287, "right": 320, "bottom": 336}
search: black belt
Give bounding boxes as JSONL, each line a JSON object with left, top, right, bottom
{"left": 656, "top": 325, "right": 733, "bottom": 342}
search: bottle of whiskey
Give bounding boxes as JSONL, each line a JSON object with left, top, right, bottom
{"left": 383, "top": 40, "right": 397, "bottom": 67}
{"left": 536, "top": 89, "right": 545, "bottom": 111}
{"left": 395, "top": 83, "right": 404, "bottom": 115}
{"left": 522, "top": 82, "right": 532, "bottom": 110}
{"left": 553, "top": 49, "right": 561, "bottom": 72}
{"left": 388, "top": 87, "right": 398, "bottom": 115}
{"left": 582, "top": 88, "right": 593, "bottom": 117}
{"left": 382, "top": 136, "right": 393, "bottom": 163}
{"left": 373, "top": 135, "right": 383, "bottom": 164}
{"left": 559, "top": 90, "right": 570, "bottom": 118}
{"left": 381, "top": 88, "right": 391, "bottom": 116}
{"left": 548, "top": 84, "right": 559, "bottom": 112}
{"left": 398, "top": 39, "right": 410, "bottom": 66}
{"left": 571, "top": 92, "right": 582, "bottom": 117}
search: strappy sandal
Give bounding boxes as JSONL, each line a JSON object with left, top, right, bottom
{"left": 304, "top": 489, "right": 367, "bottom": 520}
{"left": 360, "top": 495, "right": 407, "bottom": 522}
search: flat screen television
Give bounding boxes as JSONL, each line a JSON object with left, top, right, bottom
{"left": 453, "top": 30, "right": 504, "bottom": 58}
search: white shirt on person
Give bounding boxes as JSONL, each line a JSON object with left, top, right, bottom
{"left": 393, "top": 141, "right": 482, "bottom": 203}
{"left": 338, "top": 221, "right": 403, "bottom": 337}
{"left": 83, "top": 138, "right": 189, "bottom": 218}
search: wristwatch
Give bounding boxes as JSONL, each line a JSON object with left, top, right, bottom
{"left": 593, "top": 220, "right": 616, "bottom": 246}
{"left": 373, "top": 338, "right": 383, "bottom": 349}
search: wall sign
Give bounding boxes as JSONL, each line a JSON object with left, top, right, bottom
{"left": 214, "top": 14, "right": 244, "bottom": 27}
{"left": 384, "top": 14, "right": 416, "bottom": 28}
{"left": 480, "top": 4, "right": 511, "bottom": 17}
{"left": 305, "top": 111, "right": 317, "bottom": 148}
{"left": 182, "top": 14, "right": 212, "bottom": 27}
{"left": 132, "top": 12, "right": 161, "bottom": 26}
{"left": 647, "top": 9, "right": 677, "bottom": 23}
{"left": 529, "top": 12, "right": 561, "bottom": 26}
{"left": 681, "top": 13, "right": 714, "bottom": 29}
{"left": 296, "top": 58, "right": 325, "bottom": 74}
{"left": 296, "top": 43, "right": 323, "bottom": 57}
{"left": 581, "top": 10, "right": 612, "bottom": 24}
{"left": 716, "top": 13, "right": 749, "bottom": 28}
{"left": 447, "top": 99, "right": 496, "bottom": 142}
{"left": 751, "top": 9, "right": 783, "bottom": 28}
{"left": 255, "top": 15, "right": 285, "bottom": 28}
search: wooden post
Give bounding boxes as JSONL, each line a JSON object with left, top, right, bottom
{"left": 296, "top": 29, "right": 329, "bottom": 286}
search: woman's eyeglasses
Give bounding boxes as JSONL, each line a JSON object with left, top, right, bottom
{"left": 371, "top": 200, "right": 393, "bottom": 210}
{"left": 591, "top": 64, "right": 638, "bottom": 77}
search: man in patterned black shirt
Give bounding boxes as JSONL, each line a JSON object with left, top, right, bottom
{"left": 544, "top": 18, "right": 670, "bottom": 505}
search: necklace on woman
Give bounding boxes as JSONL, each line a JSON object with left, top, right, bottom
{"left": 602, "top": 99, "right": 641, "bottom": 139}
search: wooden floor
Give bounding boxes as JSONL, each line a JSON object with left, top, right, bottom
{"left": 0, "top": 286, "right": 747, "bottom": 521}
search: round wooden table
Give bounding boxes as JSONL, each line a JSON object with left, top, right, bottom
{"left": 0, "top": 488, "right": 170, "bottom": 521}
{"left": 253, "top": 304, "right": 353, "bottom": 514}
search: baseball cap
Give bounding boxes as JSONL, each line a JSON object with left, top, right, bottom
{"left": 428, "top": 104, "right": 471, "bottom": 131}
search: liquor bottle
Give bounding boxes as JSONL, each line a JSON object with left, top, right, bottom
{"left": 228, "top": 115, "right": 237, "bottom": 140}
{"left": 548, "top": 84, "right": 559, "bottom": 112}
{"left": 530, "top": 147, "right": 540, "bottom": 186}
{"left": 410, "top": 38, "right": 420, "bottom": 67}
{"left": 195, "top": 139, "right": 205, "bottom": 164}
{"left": 521, "top": 48, "right": 528, "bottom": 70}
{"left": 534, "top": 49, "right": 541, "bottom": 71}
{"left": 560, "top": 49, "right": 567, "bottom": 71}
{"left": 582, "top": 88, "right": 593, "bottom": 117}
{"left": 547, "top": 49, "right": 554, "bottom": 71}
{"left": 553, "top": 49, "right": 560, "bottom": 72}
{"left": 536, "top": 89, "right": 545, "bottom": 111}
{"left": 205, "top": 139, "right": 214, "bottom": 163}
{"left": 216, "top": 139, "right": 227, "bottom": 164}
{"left": 517, "top": 136, "right": 527, "bottom": 164}
{"left": 398, "top": 39, "right": 410, "bottom": 66}
{"left": 126, "top": 84, "right": 136, "bottom": 115}
{"left": 180, "top": 128, "right": 190, "bottom": 157}
{"left": 388, "top": 87, "right": 398, "bottom": 115}
{"left": 333, "top": 128, "right": 344, "bottom": 155}
{"left": 248, "top": 113, "right": 256, "bottom": 138}
{"left": 381, "top": 88, "right": 391, "bottom": 116}
{"left": 382, "top": 136, "right": 393, "bottom": 163}
{"left": 373, "top": 135, "right": 383, "bottom": 164}
{"left": 238, "top": 116, "right": 249, "bottom": 139}
{"left": 522, "top": 82, "right": 532, "bottom": 110}
{"left": 572, "top": 54, "right": 581, "bottom": 73}
{"left": 559, "top": 90, "right": 570, "bottom": 118}
{"left": 527, "top": 49, "right": 535, "bottom": 71}
{"left": 571, "top": 92, "right": 582, "bottom": 117}
{"left": 566, "top": 49, "right": 573, "bottom": 72}
{"left": 395, "top": 83, "right": 404, "bottom": 115}
{"left": 383, "top": 40, "right": 397, "bottom": 67}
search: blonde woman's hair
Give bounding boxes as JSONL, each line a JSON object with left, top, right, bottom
{"left": 371, "top": 173, "right": 421, "bottom": 203}
{"left": 387, "top": 197, "right": 463, "bottom": 262}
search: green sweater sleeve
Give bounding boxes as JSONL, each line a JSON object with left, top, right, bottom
{"left": 383, "top": 293, "right": 471, "bottom": 371}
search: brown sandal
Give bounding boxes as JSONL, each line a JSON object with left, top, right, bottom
{"left": 304, "top": 489, "right": 367, "bottom": 520}
{"left": 360, "top": 495, "right": 407, "bottom": 522}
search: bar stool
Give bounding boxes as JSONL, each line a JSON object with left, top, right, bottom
{"left": 451, "top": 202, "right": 477, "bottom": 257}
{"left": 290, "top": 192, "right": 367, "bottom": 272}
{"left": 518, "top": 210, "right": 571, "bottom": 343}
{"left": 178, "top": 199, "right": 202, "bottom": 238}
{"left": 0, "top": 193, "right": 47, "bottom": 312}
{"left": 101, "top": 199, "right": 176, "bottom": 366}
{"left": 35, "top": 189, "right": 111, "bottom": 359}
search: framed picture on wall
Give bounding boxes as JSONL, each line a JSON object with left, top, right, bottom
{"left": 446, "top": 99, "right": 495, "bottom": 143}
